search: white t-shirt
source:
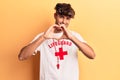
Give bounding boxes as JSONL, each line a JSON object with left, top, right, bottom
{"left": 32, "top": 31, "right": 86, "bottom": 80}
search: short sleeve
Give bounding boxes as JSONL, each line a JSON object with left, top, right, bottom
{"left": 70, "top": 31, "right": 87, "bottom": 43}
{"left": 30, "top": 32, "right": 44, "bottom": 55}
{"left": 30, "top": 32, "right": 44, "bottom": 43}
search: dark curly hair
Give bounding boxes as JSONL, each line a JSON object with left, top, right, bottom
{"left": 55, "top": 3, "right": 75, "bottom": 18}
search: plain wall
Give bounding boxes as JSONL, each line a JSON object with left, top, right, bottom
{"left": 0, "top": 0, "right": 120, "bottom": 80}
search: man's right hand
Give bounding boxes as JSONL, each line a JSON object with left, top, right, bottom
{"left": 43, "top": 24, "right": 63, "bottom": 39}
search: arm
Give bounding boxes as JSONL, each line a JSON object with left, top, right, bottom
{"left": 61, "top": 25, "right": 95, "bottom": 59}
{"left": 70, "top": 35, "right": 95, "bottom": 59}
{"left": 18, "top": 35, "right": 45, "bottom": 61}
{"left": 18, "top": 24, "right": 61, "bottom": 61}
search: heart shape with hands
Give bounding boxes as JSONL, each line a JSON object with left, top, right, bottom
{"left": 43, "top": 24, "right": 69, "bottom": 40}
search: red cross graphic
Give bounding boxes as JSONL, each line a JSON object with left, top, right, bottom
{"left": 55, "top": 48, "right": 68, "bottom": 60}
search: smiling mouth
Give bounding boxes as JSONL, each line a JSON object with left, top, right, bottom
{"left": 55, "top": 27, "right": 62, "bottom": 33}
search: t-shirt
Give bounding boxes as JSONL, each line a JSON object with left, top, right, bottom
{"left": 32, "top": 31, "right": 86, "bottom": 80}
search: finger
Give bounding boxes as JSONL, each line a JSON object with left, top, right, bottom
{"left": 53, "top": 24, "right": 61, "bottom": 28}
{"left": 49, "top": 24, "right": 57, "bottom": 30}
{"left": 54, "top": 25, "right": 63, "bottom": 31}
{"left": 46, "top": 24, "right": 58, "bottom": 33}
{"left": 59, "top": 24, "right": 66, "bottom": 27}
{"left": 61, "top": 25, "right": 67, "bottom": 32}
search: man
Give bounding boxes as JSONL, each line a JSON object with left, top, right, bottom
{"left": 18, "top": 3, "right": 95, "bottom": 80}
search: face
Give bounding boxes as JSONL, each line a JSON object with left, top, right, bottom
{"left": 54, "top": 13, "right": 71, "bottom": 27}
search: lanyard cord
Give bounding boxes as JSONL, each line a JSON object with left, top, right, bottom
{"left": 53, "top": 39, "right": 64, "bottom": 69}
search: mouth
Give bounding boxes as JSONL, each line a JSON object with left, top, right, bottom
{"left": 55, "top": 27, "right": 62, "bottom": 32}
{"left": 54, "top": 23, "right": 63, "bottom": 32}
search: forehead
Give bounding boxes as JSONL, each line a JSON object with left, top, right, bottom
{"left": 57, "top": 14, "right": 71, "bottom": 18}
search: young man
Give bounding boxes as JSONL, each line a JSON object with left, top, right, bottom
{"left": 18, "top": 3, "right": 95, "bottom": 80}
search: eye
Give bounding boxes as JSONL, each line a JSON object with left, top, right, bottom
{"left": 66, "top": 17, "right": 71, "bottom": 20}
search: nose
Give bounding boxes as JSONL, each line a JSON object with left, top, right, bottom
{"left": 61, "top": 18, "right": 66, "bottom": 24}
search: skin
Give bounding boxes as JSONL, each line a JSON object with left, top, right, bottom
{"left": 18, "top": 13, "right": 95, "bottom": 61}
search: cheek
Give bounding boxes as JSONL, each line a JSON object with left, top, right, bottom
{"left": 58, "top": 19, "right": 63, "bottom": 22}
{"left": 66, "top": 20, "right": 70, "bottom": 24}
{"left": 66, "top": 21, "right": 70, "bottom": 26}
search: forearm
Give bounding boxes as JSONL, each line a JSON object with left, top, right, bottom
{"left": 69, "top": 36, "right": 95, "bottom": 59}
{"left": 18, "top": 35, "right": 45, "bottom": 61}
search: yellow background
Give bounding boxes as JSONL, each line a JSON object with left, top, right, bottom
{"left": 0, "top": 0, "right": 120, "bottom": 80}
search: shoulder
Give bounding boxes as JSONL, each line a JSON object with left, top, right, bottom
{"left": 69, "top": 30, "right": 82, "bottom": 37}
{"left": 31, "top": 32, "right": 44, "bottom": 43}
{"left": 69, "top": 30, "right": 87, "bottom": 43}
{"left": 34, "top": 32, "right": 44, "bottom": 39}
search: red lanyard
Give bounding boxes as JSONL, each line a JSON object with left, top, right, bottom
{"left": 53, "top": 39, "right": 64, "bottom": 69}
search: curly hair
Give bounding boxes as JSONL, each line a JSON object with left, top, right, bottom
{"left": 55, "top": 3, "right": 75, "bottom": 18}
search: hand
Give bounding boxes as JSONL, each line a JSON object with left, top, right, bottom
{"left": 43, "top": 24, "right": 63, "bottom": 39}
{"left": 60, "top": 24, "right": 73, "bottom": 39}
